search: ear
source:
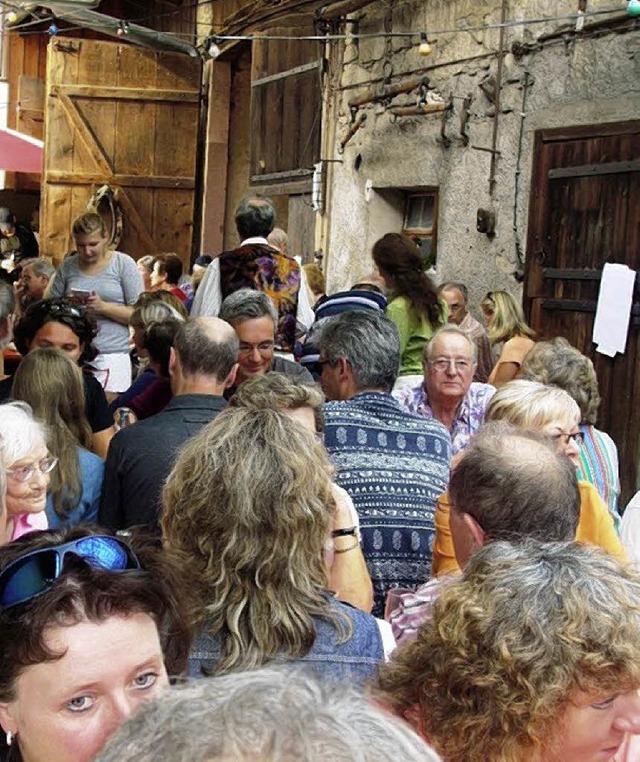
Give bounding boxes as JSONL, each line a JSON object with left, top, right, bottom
{"left": 336, "top": 356, "right": 351, "bottom": 381}
{"left": 168, "top": 347, "right": 178, "bottom": 378}
{"left": 462, "top": 513, "right": 487, "bottom": 551}
{"left": 0, "top": 702, "right": 17, "bottom": 736}
{"left": 224, "top": 363, "right": 238, "bottom": 389}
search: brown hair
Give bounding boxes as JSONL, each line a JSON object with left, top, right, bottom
{"left": 72, "top": 211, "right": 106, "bottom": 238}
{"left": 303, "top": 263, "right": 326, "bottom": 297}
{"left": 11, "top": 349, "right": 92, "bottom": 519}
{"left": 153, "top": 253, "right": 183, "bottom": 286}
{"left": 372, "top": 233, "right": 443, "bottom": 327}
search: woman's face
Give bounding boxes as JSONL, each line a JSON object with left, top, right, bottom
{"left": 543, "top": 688, "right": 640, "bottom": 762}
{"left": 0, "top": 613, "right": 168, "bottom": 762}
{"left": 541, "top": 416, "right": 582, "bottom": 467}
{"left": 482, "top": 307, "right": 494, "bottom": 328}
{"left": 130, "top": 322, "right": 147, "bottom": 357}
{"left": 29, "top": 322, "right": 83, "bottom": 363}
{"left": 137, "top": 263, "right": 151, "bottom": 291}
{"left": 6, "top": 440, "right": 50, "bottom": 516}
{"left": 75, "top": 231, "right": 108, "bottom": 268}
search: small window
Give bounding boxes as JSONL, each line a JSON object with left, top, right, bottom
{"left": 403, "top": 191, "right": 438, "bottom": 270}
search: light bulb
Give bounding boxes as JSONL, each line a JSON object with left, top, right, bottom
{"left": 418, "top": 32, "right": 432, "bottom": 56}
{"left": 6, "top": 11, "right": 18, "bottom": 24}
{"left": 208, "top": 40, "right": 221, "bottom": 59}
{"left": 628, "top": 0, "right": 640, "bottom": 15}
{"left": 48, "top": 23, "right": 58, "bottom": 35}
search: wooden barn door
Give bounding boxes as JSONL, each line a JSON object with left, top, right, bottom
{"left": 41, "top": 38, "right": 201, "bottom": 266}
{"left": 524, "top": 120, "right": 640, "bottom": 506}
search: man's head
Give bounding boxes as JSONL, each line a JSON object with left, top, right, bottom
{"left": 438, "top": 282, "right": 468, "bottom": 325}
{"left": 423, "top": 326, "right": 476, "bottom": 406}
{"left": 316, "top": 311, "right": 400, "bottom": 400}
{"left": 267, "top": 227, "right": 289, "bottom": 257}
{"left": 0, "top": 281, "right": 15, "bottom": 350}
{"left": 151, "top": 254, "right": 183, "bottom": 288}
{"left": 170, "top": 317, "right": 238, "bottom": 394}
{"left": 219, "top": 289, "right": 278, "bottom": 385}
{"left": 0, "top": 208, "right": 16, "bottom": 237}
{"left": 234, "top": 196, "right": 276, "bottom": 241}
{"left": 19, "top": 259, "right": 55, "bottom": 302}
{"left": 447, "top": 421, "right": 580, "bottom": 568}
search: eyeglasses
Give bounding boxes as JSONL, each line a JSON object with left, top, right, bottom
{"left": 7, "top": 455, "right": 58, "bottom": 483}
{"left": 0, "top": 535, "right": 141, "bottom": 612}
{"left": 238, "top": 341, "right": 275, "bottom": 356}
{"left": 550, "top": 431, "right": 584, "bottom": 447}
{"left": 428, "top": 358, "right": 472, "bottom": 372}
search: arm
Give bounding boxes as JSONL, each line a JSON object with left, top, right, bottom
{"left": 48, "top": 264, "right": 66, "bottom": 298}
{"left": 431, "top": 492, "right": 461, "bottom": 577}
{"left": 490, "top": 361, "right": 520, "bottom": 387}
{"left": 386, "top": 298, "right": 411, "bottom": 358}
{"left": 296, "top": 268, "right": 316, "bottom": 330}
{"left": 91, "top": 426, "right": 115, "bottom": 460}
{"left": 190, "top": 259, "right": 221, "bottom": 317}
{"left": 85, "top": 295, "right": 134, "bottom": 326}
{"left": 327, "top": 485, "right": 374, "bottom": 613}
{"left": 82, "top": 454, "right": 105, "bottom": 524}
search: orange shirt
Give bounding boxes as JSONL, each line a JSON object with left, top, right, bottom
{"left": 432, "top": 480, "right": 626, "bottom": 577}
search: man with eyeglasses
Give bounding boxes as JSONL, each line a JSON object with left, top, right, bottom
{"left": 219, "top": 289, "right": 313, "bottom": 395}
{"left": 394, "top": 325, "right": 496, "bottom": 455}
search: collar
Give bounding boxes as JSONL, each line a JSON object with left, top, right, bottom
{"left": 165, "top": 394, "right": 227, "bottom": 411}
{"left": 240, "top": 237, "right": 270, "bottom": 246}
{"left": 422, "top": 386, "right": 471, "bottom": 424}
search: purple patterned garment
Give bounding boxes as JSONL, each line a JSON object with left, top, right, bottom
{"left": 394, "top": 382, "right": 496, "bottom": 455}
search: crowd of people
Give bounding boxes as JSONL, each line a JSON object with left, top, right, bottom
{"left": 0, "top": 194, "right": 638, "bottom": 762}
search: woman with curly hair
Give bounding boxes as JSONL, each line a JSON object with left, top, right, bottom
{"left": 519, "top": 337, "right": 620, "bottom": 524}
{"left": 161, "top": 406, "right": 390, "bottom": 683}
{"left": 481, "top": 290, "right": 535, "bottom": 386}
{"left": 378, "top": 539, "right": 640, "bottom": 762}
{"left": 372, "top": 233, "right": 446, "bottom": 388}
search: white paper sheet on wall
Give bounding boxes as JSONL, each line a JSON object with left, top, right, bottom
{"left": 592, "top": 263, "right": 636, "bottom": 357}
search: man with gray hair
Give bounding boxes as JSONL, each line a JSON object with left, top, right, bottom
{"left": 219, "top": 288, "right": 313, "bottom": 392}
{"left": 0, "top": 281, "right": 15, "bottom": 383}
{"left": 100, "top": 317, "right": 239, "bottom": 533}
{"left": 394, "top": 324, "right": 495, "bottom": 455}
{"left": 16, "top": 258, "right": 55, "bottom": 316}
{"left": 191, "top": 195, "right": 314, "bottom": 352}
{"left": 438, "top": 281, "right": 492, "bottom": 382}
{"left": 95, "top": 667, "right": 441, "bottom": 762}
{"left": 318, "top": 310, "right": 451, "bottom": 617}
{"left": 389, "top": 421, "right": 581, "bottom": 643}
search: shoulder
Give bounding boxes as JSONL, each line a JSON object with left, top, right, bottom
{"left": 468, "top": 382, "right": 496, "bottom": 403}
{"left": 271, "top": 356, "right": 314, "bottom": 383}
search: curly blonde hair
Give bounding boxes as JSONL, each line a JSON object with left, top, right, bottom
{"left": 161, "top": 407, "right": 349, "bottom": 673}
{"left": 377, "top": 540, "right": 640, "bottom": 762}
{"left": 481, "top": 290, "right": 535, "bottom": 345}
{"left": 486, "top": 379, "right": 580, "bottom": 431}
{"left": 519, "top": 337, "right": 601, "bottom": 424}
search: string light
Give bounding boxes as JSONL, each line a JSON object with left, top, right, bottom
{"left": 628, "top": 0, "right": 640, "bottom": 16}
{"left": 48, "top": 22, "right": 58, "bottom": 35}
{"left": 418, "top": 32, "right": 432, "bottom": 56}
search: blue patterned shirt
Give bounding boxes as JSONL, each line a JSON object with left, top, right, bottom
{"left": 394, "top": 381, "right": 495, "bottom": 455}
{"left": 323, "top": 392, "right": 451, "bottom": 617}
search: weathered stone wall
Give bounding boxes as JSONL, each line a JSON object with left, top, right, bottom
{"left": 323, "top": 0, "right": 640, "bottom": 312}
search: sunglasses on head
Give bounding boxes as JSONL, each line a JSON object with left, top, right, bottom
{"left": 33, "top": 301, "right": 84, "bottom": 320}
{"left": 0, "top": 535, "right": 141, "bottom": 612}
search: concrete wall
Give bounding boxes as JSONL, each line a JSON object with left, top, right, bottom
{"left": 323, "top": 0, "right": 640, "bottom": 311}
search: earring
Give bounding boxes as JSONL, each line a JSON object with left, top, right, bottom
{"left": 6, "top": 731, "right": 12, "bottom": 746}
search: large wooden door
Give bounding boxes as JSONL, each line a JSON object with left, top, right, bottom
{"left": 524, "top": 121, "right": 640, "bottom": 506}
{"left": 41, "top": 38, "right": 201, "bottom": 266}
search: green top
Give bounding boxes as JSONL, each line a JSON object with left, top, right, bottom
{"left": 386, "top": 295, "right": 447, "bottom": 375}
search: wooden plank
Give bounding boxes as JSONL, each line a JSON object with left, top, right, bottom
{"left": 46, "top": 172, "right": 195, "bottom": 189}
{"left": 154, "top": 103, "right": 200, "bottom": 178}
{"left": 252, "top": 60, "right": 321, "bottom": 87}
{"left": 118, "top": 188, "right": 158, "bottom": 255}
{"left": 543, "top": 268, "right": 603, "bottom": 281}
{"left": 50, "top": 84, "right": 199, "bottom": 102}
{"left": 549, "top": 160, "right": 640, "bottom": 180}
{"left": 55, "top": 91, "right": 114, "bottom": 174}
{"left": 539, "top": 120, "right": 640, "bottom": 144}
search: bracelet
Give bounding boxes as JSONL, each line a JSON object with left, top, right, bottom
{"left": 331, "top": 526, "right": 357, "bottom": 538}
{"left": 334, "top": 539, "right": 360, "bottom": 554}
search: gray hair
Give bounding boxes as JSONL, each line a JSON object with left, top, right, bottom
{"left": 95, "top": 667, "right": 441, "bottom": 762}
{"left": 20, "top": 258, "right": 55, "bottom": 281}
{"left": 437, "top": 281, "right": 468, "bottom": 302}
{"left": 424, "top": 324, "right": 477, "bottom": 364}
{"left": 173, "top": 319, "right": 239, "bottom": 381}
{"left": 449, "top": 421, "right": 580, "bottom": 542}
{"left": 235, "top": 195, "right": 276, "bottom": 240}
{"left": 317, "top": 311, "right": 400, "bottom": 393}
{"left": 0, "top": 401, "right": 48, "bottom": 466}
{"left": 219, "top": 288, "right": 278, "bottom": 327}
{"left": 267, "top": 227, "right": 289, "bottom": 255}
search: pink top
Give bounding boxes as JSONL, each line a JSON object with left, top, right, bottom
{"left": 11, "top": 510, "right": 48, "bottom": 541}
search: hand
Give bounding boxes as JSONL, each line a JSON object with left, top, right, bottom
{"left": 84, "top": 291, "right": 103, "bottom": 313}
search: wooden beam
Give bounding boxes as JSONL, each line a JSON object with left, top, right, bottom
{"left": 549, "top": 160, "right": 640, "bottom": 180}
{"left": 55, "top": 90, "right": 114, "bottom": 175}
{"left": 46, "top": 172, "right": 195, "bottom": 189}
{"left": 388, "top": 103, "right": 446, "bottom": 117}
{"left": 348, "top": 76, "right": 429, "bottom": 108}
{"left": 50, "top": 85, "right": 199, "bottom": 102}
{"left": 319, "top": 0, "right": 374, "bottom": 20}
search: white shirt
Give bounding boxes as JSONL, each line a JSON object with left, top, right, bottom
{"left": 190, "top": 237, "right": 315, "bottom": 329}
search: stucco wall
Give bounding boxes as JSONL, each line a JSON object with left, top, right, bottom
{"left": 323, "top": 0, "right": 640, "bottom": 311}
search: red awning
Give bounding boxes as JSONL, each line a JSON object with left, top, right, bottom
{"left": 0, "top": 128, "right": 44, "bottom": 174}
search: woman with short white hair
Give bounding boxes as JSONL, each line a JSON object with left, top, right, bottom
{"left": 0, "top": 401, "right": 53, "bottom": 544}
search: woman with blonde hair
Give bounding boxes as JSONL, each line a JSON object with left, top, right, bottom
{"left": 519, "top": 336, "right": 620, "bottom": 523}
{"left": 431, "top": 379, "right": 624, "bottom": 576}
{"left": 162, "top": 406, "right": 388, "bottom": 682}
{"left": 11, "top": 348, "right": 103, "bottom": 529}
{"left": 49, "top": 212, "right": 143, "bottom": 397}
{"left": 481, "top": 290, "right": 535, "bottom": 386}
{"left": 378, "top": 539, "right": 640, "bottom": 762}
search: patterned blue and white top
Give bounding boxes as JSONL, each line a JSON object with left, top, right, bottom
{"left": 323, "top": 392, "right": 452, "bottom": 617}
